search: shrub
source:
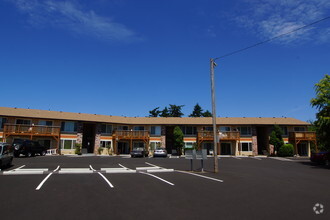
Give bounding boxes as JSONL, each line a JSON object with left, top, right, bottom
{"left": 278, "top": 144, "right": 294, "bottom": 157}
{"left": 98, "top": 147, "right": 104, "bottom": 155}
{"left": 75, "top": 143, "right": 82, "bottom": 155}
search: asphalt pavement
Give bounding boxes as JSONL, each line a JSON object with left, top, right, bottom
{"left": 0, "top": 155, "right": 329, "bottom": 220}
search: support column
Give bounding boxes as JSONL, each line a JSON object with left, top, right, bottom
{"left": 308, "top": 141, "right": 311, "bottom": 157}
{"left": 94, "top": 123, "right": 101, "bottom": 155}
{"left": 252, "top": 126, "right": 258, "bottom": 156}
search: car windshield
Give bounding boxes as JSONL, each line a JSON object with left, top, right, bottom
{"left": 133, "top": 148, "right": 144, "bottom": 151}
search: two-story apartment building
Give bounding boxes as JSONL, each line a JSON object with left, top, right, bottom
{"left": 0, "top": 107, "right": 317, "bottom": 157}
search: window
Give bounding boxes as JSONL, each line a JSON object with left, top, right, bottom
{"left": 180, "top": 126, "right": 197, "bottom": 135}
{"left": 117, "top": 125, "right": 128, "bottom": 130}
{"left": 61, "top": 121, "right": 77, "bottom": 132}
{"left": 134, "top": 126, "right": 144, "bottom": 131}
{"left": 220, "top": 126, "right": 231, "bottom": 132}
{"left": 294, "top": 127, "right": 306, "bottom": 132}
{"left": 241, "top": 142, "right": 252, "bottom": 151}
{"left": 100, "top": 141, "right": 111, "bottom": 148}
{"left": 184, "top": 142, "right": 195, "bottom": 149}
{"left": 150, "top": 142, "right": 161, "bottom": 151}
{"left": 150, "top": 126, "right": 161, "bottom": 135}
{"left": 238, "top": 127, "right": 252, "bottom": 136}
{"left": 280, "top": 126, "right": 288, "bottom": 135}
{"left": 39, "top": 120, "right": 53, "bottom": 126}
{"left": 203, "top": 127, "right": 213, "bottom": 131}
{"left": 101, "top": 124, "right": 113, "bottom": 134}
{"left": 60, "top": 139, "right": 76, "bottom": 149}
{"left": 0, "top": 117, "right": 7, "bottom": 129}
{"left": 16, "top": 119, "right": 31, "bottom": 125}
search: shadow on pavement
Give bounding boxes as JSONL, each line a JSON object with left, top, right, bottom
{"left": 297, "top": 161, "right": 330, "bottom": 170}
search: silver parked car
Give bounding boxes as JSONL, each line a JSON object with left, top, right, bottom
{"left": 153, "top": 148, "right": 167, "bottom": 157}
{"left": 0, "top": 143, "right": 13, "bottom": 168}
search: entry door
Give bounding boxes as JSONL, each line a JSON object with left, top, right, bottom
{"left": 118, "top": 142, "right": 129, "bottom": 154}
{"left": 202, "top": 143, "right": 214, "bottom": 155}
{"left": 298, "top": 143, "right": 308, "bottom": 156}
{"left": 221, "top": 143, "right": 231, "bottom": 155}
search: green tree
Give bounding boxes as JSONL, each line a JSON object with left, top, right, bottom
{"left": 159, "top": 107, "right": 170, "bottom": 117}
{"left": 269, "top": 125, "right": 284, "bottom": 155}
{"left": 173, "top": 126, "right": 184, "bottom": 155}
{"left": 149, "top": 107, "right": 161, "bottom": 117}
{"left": 189, "top": 103, "right": 203, "bottom": 117}
{"left": 311, "top": 74, "right": 330, "bottom": 150}
{"left": 202, "top": 110, "right": 212, "bottom": 117}
{"left": 168, "top": 104, "right": 184, "bottom": 117}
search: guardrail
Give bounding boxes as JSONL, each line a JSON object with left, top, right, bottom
{"left": 198, "top": 131, "right": 240, "bottom": 140}
{"left": 113, "top": 130, "right": 149, "bottom": 139}
{"left": 289, "top": 131, "right": 316, "bottom": 140}
{"left": 4, "top": 124, "right": 61, "bottom": 136}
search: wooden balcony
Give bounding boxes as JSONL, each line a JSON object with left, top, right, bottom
{"left": 3, "top": 124, "right": 61, "bottom": 141}
{"left": 112, "top": 130, "right": 150, "bottom": 155}
{"left": 197, "top": 131, "right": 240, "bottom": 142}
{"left": 289, "top": 131, "right": 317, "bottom": 142}
{"left": 113, "top": 130, "right": 150, "bottom": 140}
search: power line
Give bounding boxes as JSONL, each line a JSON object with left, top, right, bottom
{"left": 215, "top": 16, "right": 330, "bottom": 60}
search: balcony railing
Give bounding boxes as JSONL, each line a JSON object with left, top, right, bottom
{"left": 289, "top": 131, "right": 316, "bottom": 141}
{"left": 198, "top": 131, "right": 240, "bottom": 140}
{"left": 113, "top": 130, "right": 149, "bottom": 139}
{"left": 3, "top": 124, "right": 61, "bottom": 136}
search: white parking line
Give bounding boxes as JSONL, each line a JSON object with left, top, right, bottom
{"left": 145, "top": 162, "right": 160, "bottom": 167}
{"left": 118, "top": 163, "right": 133, "bottom": 170}
{"left": 90, "top": 165, "right": 114, "bottom": 188}
{"left": 176, "top": 170, "right": 224, "bottom": 183}
{"left": 89, "top": 165, "right": 96, "bottom": 171}
{"left": 7, "top": 165, "right": 26, "bottom": 172}
{"left": 97, "top": 172, "right": 114, "bottom": 188}
{"left": 36, "top": 166, "right": 60, "bottom": 191}
{"left": 141, "top": 172, "right": 174, "bottom": 186}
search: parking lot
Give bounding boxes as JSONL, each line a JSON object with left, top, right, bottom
{"left": 0, "top": 155, "right": 329, "bottom": 220}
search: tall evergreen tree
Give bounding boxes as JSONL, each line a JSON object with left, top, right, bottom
{"left": 168, "top": 104, "right": 184, "bottom": 117}
{"left": 149, "top": 107, "right": 160, "bottom": 117}
{"left": 269, "top": 125, "right": 284, "bottom": 155}
{"left": 159, "top": 107, "right": 170, "bottom": 117}
{"left": 173, "top": 126, "right": 184, "bottom": 155}
{"left": 189, "top": 103, "right": 203, "bottom": 117}
{"left": 311, "top": 74, "right": 330, "bottom": 150}
{"left": 202, "top": 110, "right": 212, "bottom": 117}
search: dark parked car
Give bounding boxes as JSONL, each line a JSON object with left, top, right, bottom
{"left": 13, "top": 139, "right": 47, "bottom": 157}
{"left": 130, "top": 147, "right": 148, "bottom": 158}
{"left": 153, "top": 148, "right": 167, "bottom": 157}
{"left": 0, "top": 143, "right": 13, "bottom": 168}
{"left": 310, "top": 151, "right": 330, "bottom": 166}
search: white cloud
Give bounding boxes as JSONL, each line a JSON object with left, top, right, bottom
{"left": 234, "top": 0, "right": 330, "bottom": 44}
{"left": 8, "top": 0, "right": 138, "bottom": 42}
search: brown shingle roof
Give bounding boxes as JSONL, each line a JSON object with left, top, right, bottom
{"left": 0, "top": 107, "right": 309, "bottom": 125}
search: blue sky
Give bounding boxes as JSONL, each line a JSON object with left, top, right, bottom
{"left": 1, "top": 0, "right": 329, "bottom": 122}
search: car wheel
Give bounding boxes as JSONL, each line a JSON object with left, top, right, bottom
{"left": 40, "top": 151, "right": 46, "bottom": 156}
{"left": 14, "top": 152, "right": 20, "bottom": 158}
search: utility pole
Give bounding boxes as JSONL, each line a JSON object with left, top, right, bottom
{"left": 210, "top": 58, "right": 219, "bottom": 173}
